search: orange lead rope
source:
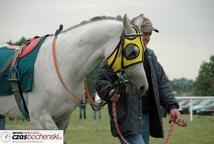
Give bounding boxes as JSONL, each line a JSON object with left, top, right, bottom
{"left": 52, "top": 25, "right": 101, "bottom": 107}
{"left": 52, "top": 25, "right": 83, "bottom": 102}
{"left": 111, "top": 93, "right": 129, "bottom": 144}
{"left": 112, "top": 102, "right": 129, "bottom": 144}
{"left": 164, "top": 121, "right": 175, "bottom": 144}
{"left": 83, "top": 80, "right": 96, "bottom": 106}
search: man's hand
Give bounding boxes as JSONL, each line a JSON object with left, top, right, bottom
{"left": 109, "top": 89, "right": 120, "bottom": 102}
{"left": 169, "top": 109, "right": 187, "bottom": 127}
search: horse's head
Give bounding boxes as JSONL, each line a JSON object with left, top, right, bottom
{"left": 107, "top": 14, "right": 148, "bottom": 95}
{"left": 53, "top": 14, "right": 148, "bottom": 95}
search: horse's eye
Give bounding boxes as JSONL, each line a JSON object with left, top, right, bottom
{"left": 123, "top": 44, "right": 140, "bottom": 60}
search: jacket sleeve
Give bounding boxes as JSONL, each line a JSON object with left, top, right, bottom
{"left": 96, "top": 61, "right": 117, "bottom": 102}
{"left": 152, "top": 53, "right": 179, "bottom": 111}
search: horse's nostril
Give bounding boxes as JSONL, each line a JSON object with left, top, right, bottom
{"left": 140, "top": 86, "right": 145, "bottom": 91}
{"left": 139, "top": 85, "right": 147, "bottom": 95}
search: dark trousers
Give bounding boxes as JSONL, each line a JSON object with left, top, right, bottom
{"left": 79, "top": 107, "right": 87, "bottom": 119}
{"left": 0, "top": 115, "right": 5, "bottom": 130}
{"left": 93, "top": 110, "right": 101, "bottom": 119}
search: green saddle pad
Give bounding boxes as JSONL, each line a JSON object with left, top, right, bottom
{"left": 0, "top": 35, "right": 48, "bottom": 96}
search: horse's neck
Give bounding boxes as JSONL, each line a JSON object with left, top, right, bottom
{"left": 56, "top": 20, "right": 123, "bottom": 82}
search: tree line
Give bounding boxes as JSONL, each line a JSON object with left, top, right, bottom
{"left": 7, "top": 37, "right": 214, "bottom": 97}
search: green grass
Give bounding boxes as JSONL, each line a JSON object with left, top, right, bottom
{"left": 5, "top": 106, "right": 214, "bottom": 144}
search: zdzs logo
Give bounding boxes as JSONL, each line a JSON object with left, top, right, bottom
{"left": 12, "top": 132, "right": 27, "bottom": 140}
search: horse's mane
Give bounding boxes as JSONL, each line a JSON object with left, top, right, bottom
{"left": 63, "top": 15, "right": 122, "bottom": 33}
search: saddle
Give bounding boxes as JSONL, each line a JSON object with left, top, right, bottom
{"left": 0, "top": 36, "right": 41, "bottom": 73}
{"left": 0, "top": 35, "right": 48, "bottom": 121}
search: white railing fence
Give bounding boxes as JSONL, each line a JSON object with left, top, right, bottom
{"left": 175, "top": 96, "right": 214, "bottom": 121}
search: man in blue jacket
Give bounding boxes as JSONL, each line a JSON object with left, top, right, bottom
{"left": 96, "top": 16, "right": 184, "bottom": 144}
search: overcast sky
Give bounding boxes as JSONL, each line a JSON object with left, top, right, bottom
{"left": 0, "top": 0, "right": 213, "bottom": 80}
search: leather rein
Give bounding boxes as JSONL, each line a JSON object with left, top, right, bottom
{"left": 51, "top": 25, "right": 128, "bottom": 143}
{"left": 51, "top": 25, "right": 96, "bottom": 106}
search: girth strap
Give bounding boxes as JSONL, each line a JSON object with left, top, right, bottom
{"left": 9, "top": 46, "right": 30, "bottom": 121}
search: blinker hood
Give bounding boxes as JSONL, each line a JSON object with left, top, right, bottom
{"left": 107, "top": 25, "right": 144, "bottom": 73}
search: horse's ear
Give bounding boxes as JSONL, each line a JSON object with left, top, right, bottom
{"left": 131, "top": 13, "right": 144, "bottom": 30}
{"left": 123, "top": 14, "right": 135, "bottom": 34}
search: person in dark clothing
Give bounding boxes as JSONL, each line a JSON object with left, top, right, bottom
{"left": 0, "top": 115, "right": 5, "bottom": 130}
{"left": 79, "top": 100, "right": 87, "bottom": 119}
{"left": 96, "top": 15, "right": 184, "bottom": 144}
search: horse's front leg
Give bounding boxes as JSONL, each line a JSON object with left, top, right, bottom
{"left": 30, "top": 110, "right": 58, "bottom": 130}
{"left": 55, "top": 111, "right": 71, "bottom": 131}
{"left": 30, "top": 112, "right": 69, "bottom": 144}
{"left": 54, "top": 112, "right": 71, "bottom": 144}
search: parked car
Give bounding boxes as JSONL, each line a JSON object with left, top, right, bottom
{"left": 196, "top": 102, "right": 214, "bottom": 115}
{"left": 178, "top": 100, "right": 189, "bottom": 111}
{"left": 192, "top": 100, "right": 214, "bottom": 114}
{"left": 179, "top": 100, "right": 201, "bottom": 114}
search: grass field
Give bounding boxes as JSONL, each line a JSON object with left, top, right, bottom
{"left": 5, "top": 106, "right": 214, "bottom": 144}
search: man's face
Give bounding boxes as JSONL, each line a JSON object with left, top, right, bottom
{"left": 142, "top": 31, "right": 152, "bottom": 46}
